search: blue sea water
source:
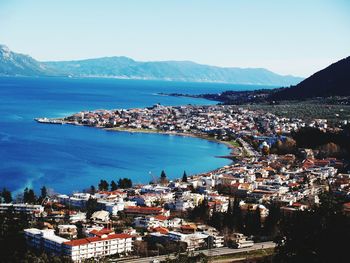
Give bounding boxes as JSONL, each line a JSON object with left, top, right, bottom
{"left": 0, "top": 77, "right": 270, "bottom": 194}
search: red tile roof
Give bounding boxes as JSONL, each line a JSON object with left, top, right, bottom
{"left": 155, "top": 215, "right": 168, "bottom": 221}
{"left": 152, "top": 227, "right": 169, "bottom": 234}
{"left": 124, "top": 206, "right": 164, "bottom": 215}
{"left": 90, "top": 228, "right": 114, "bottom": 237}
{"left": 63, "top": 233, "right": 132, "bottom": 247}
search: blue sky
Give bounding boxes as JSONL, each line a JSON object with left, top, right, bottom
{"left": 0, "top": 0, "right": 349, "bottom": 77}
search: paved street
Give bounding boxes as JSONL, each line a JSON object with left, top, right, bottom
{"left": 112, "top": 241, "right": 275, "bottom": 263}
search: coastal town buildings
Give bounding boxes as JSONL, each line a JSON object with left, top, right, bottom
{"left": 11, "top": 104, "right": 349, "bottom": 261}
{"left": 24, "top": 228, "right": 133, "bottom": 261}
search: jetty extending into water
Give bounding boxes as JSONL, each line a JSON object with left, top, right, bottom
{"left": 34, "top": 117, "right": 65, "bottom": 125}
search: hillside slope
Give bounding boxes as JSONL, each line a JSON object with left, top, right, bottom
{"left": 271, "top": 56, "right": 350, "bottom": 100}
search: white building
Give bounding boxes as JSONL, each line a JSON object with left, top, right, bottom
{"left": 24, "top": 228, "right": 133, "bottom": 262}
{"left": 62, "top": 233, "right": 133, "bottom": 261}
{"left": 24, "top": 228, "right": 69, "bottom": 254}
{"left": 0, "top": 203, "right": 44, "bottom": 215}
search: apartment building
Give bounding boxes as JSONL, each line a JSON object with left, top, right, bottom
{"left": 62, "top": 233, "right": 133, "bottom": 261}
{"left": 0, "top": 203, "right": 44, "bottom": 215}
{"left": 24, "top": 228, "right": 133, "bottom": 262}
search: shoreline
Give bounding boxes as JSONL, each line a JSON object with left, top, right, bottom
{"left": 40, "top": 117, "right": 238, "bottom": 161}
{"left": 104, "top": 127, "right": 236, "bottom": 158}
{"left": 36, "top": 118, "right": 240, "bottom": 180}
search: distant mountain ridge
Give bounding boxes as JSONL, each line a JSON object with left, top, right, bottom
{"left": 0, "top": 44, "right": 303, "bottom": 86}
{"left": 271, "top": 56, "right": 350, "bottom": 100}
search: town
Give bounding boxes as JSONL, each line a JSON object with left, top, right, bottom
{"left": 2, "top": 104, "right": 350, "bottom": 262}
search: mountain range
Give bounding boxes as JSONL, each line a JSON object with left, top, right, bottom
{"left": 0, "top": 44, "right": 302, "bottom": 86}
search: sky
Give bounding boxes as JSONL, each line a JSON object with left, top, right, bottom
{"left": 0, "top": 0, "right": 349, "bottom": 77}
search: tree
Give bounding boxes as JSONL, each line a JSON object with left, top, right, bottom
{"left": 263, "top": 203, "right": 281, "bottom": 237}
{"left": 245, "top": 208, "right": 261, "bottom": 236}
{"left": 89, "top": 185, "right": 96, "bottom": 194}
{"left": 232, "top": 198, "right": 244, "bottom": 232}
{"left": 210, "top": 212, "right": 225, "bottom": 231}
{"left": 274, "top": 193, "right": 350, "bottom": 263}
{"left": 190, "top": 198, "right": 210, "bottom": 223}
{"left": 110, "top": 180, "right": 118, "bottom": 191}
{"left": 1, "top": 188, "right": 12, "bottom": 203}
{"left": 86, "top": 197, "right": 98, "bottom": 219}
{"left": 182, "top": 171, "right": 188, "bottom": 182}
{"left": 160, "top": 170, "right": 168, "bottom": 185}
{"left": 318, "top": 142, "right": 341, "bottom": 158}
{"left": 98, "top": 180, "right": 109, "bottom": 191}
{"left": 40, "top": 186, "right": 47, "bottom": 199}
{"left": 23, "top": 188, "right": 36, "bottom": 204}
{"left": 118, "top": 178, "right": 132, "bottom": 189}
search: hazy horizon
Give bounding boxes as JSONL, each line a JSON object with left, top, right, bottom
{"left": 1, "top": 0, "right": 350, "bottom": 77}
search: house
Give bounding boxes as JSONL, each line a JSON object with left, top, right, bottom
{"left": 133, "top": 216, "right": 160, "bottom": 229}
{"left": 124, "top": 206, "right": 169, "bottom": 217}
{"left": 57, "top": 225, "right": 78, "bottom": 239}
{"left": 91, "top": 211, "right": 110, "bottom": 222}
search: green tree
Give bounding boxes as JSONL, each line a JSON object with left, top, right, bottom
{"left": 98, "top": 180, "right": 109, "bottom": 191}
{"left": 182, "top": 171, "right": 188, "bottom": 182}
{"left": 160, "top": 170, "right": 168, "bottom": 185}
{"left": 110, "top": 180, "right": 118, "bottom": 191}
{"left": 263, "top": 203, "right": 281, "bottom": 237}
{"left": 89, "top": 185, "right": 96, "bottom": 194}
{"left": 40, "top": 186, "right": 47, "bottom": 199}
{"left": 190, "top": 198, "right": 210, "bottom": 223}
{"left": 118, "top": 178, "right": 132, "bottom": 189}
{"left": 1, "top": 188, "right": 12, "bottom": 203}
{"left": 245, "top": 208, "right": 261, "bottom": 236}
{"left": 274, "top": 193, "right": 350, "bottom": 263}
{"left": 23, "top": 188, "right": 36, "bottom": 204}
{"left": 85, "top": 197, "right": 98, "bottom": 219}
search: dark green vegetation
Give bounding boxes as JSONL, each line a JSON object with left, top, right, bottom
{"left": 291, "top": 126, "right": 350, "bottom": 158}
{"left": 189, "top": 193, "right": 350, "bottom": 263}
{"left": 264, "top": 126, "right": 350, "bottom": 161}
{"left": 162, "top": 252, "right": 208, "bottom": 263}
{"left": 1, "top": 188, "right": 12, "bottom": 203}
{"left": 274, "top": 193, "right": 350, "bottom": 263}
{"left": 190, "top": 198, "right": 276, "bottom": 239}
{"left": 0, "top": 208, "right": 72, "bottom": 263}
{"left": 97, "top": 178, "right": 133, "bottom": 191}
{"left": 0, "top": 45, "right": 302, "bottom": 86}
{"left": 243, "top": 101, "right": 350, "bottom": 123}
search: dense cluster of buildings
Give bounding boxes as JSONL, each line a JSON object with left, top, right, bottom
{"left": 3, "top": 105, "right": 349, "bottom": 261}
{"left": 64, "top": 104, "right": 314, "bottom": 140}
{"left": 16, "top": 149, "right": 349, "bottom": 261}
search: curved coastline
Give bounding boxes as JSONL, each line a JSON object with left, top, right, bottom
{"left": 104, "top": 126, "right": 236, "bottom": 157}
{"left": 36, "top": 118, "right": 236, "bottom": 179}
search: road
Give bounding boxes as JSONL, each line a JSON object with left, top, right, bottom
{"left": 112, "top": 241, "right": 275, "bottom": 263}
{"left": 237, "top": 138, "right": 260, "bottom": 158}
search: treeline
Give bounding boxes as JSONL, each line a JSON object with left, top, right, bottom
{"left": 291, "top": 126, "right": 350, "bottom": 158}
{"left": 88, "top": 178, "right": 133, "bottom": 194}
{"left": 0, "top": 186, "right": 48, "bottom": 204}
{"left": 189, "top": 198, "right": 281, "bottom": 239}
{"left": 274, "top": 193, "right": 350, "bottom": 263}
{"left": 0, "top": 207, "right": 73, "bottom": 262}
